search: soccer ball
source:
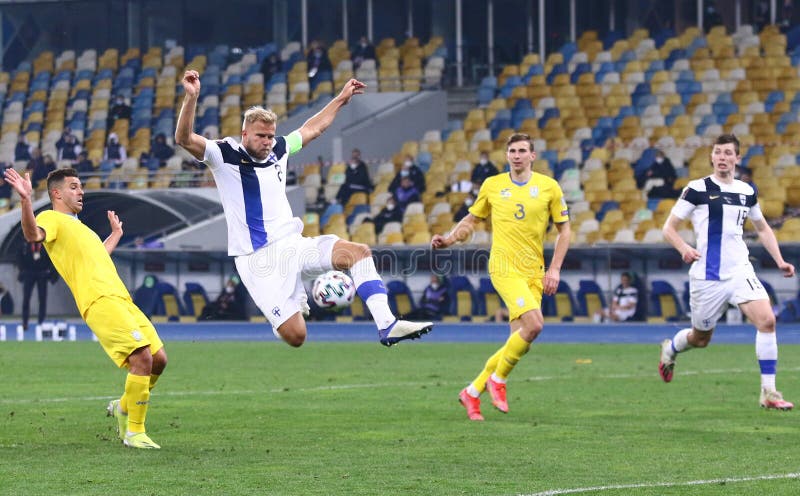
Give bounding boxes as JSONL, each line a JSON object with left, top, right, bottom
{"left": 312, "top": 270, "right": 356, "bottom": 310}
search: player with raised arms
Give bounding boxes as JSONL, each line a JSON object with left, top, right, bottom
{"left": 175, "top": 70, "right": 432, "bottom": 347}
{"left": 4, "top": 167, "right": 167, "bottom": 449}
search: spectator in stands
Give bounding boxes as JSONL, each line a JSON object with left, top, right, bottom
{"left": 260, "top": 52, "right": 282, "bottom": 83}
{"left": 642, "top": 150, "right": 678, "bottom": 199}
{"left": 754, "top": 0, "right": 770, "bottom": 31}
{"left": 336, "top": 148, "right": 372, "bottom": 205}
{"left": 108, "top": 95, "right": 132, "bottom": 128}
{"left": 597, "top": 272, "right": 638, "bottom": 322}
{"left": 389, "top": 155, "right": 426, "bottom": 193}
{"left": 393, "top": 175, "right": 421, "bottom": 211}
{"left": 471, "top": 152, "right": 499, "bottom": 185}
{"left": 0, "top": 283, "right": 13, "bottom": 316}
{"left": 453, "top": 192, "right": 475, "bottom": 222}
{"left": 102, "top": 133, "right": 127, "bottom": 170}
{"left": 736, "top": 165, "right": 756, "bottom": 190}
{"left": 26, "top": 147, "right": 44, "bottom": 179}
{"left": 151, "top": 133, "right": 174, "bottom": 166}
{"left": 16, "top": 240, "right": 56, "bottom": 331}
{"left": 0, "top": 168, "right": 12, "bottom": 201}
{"left": 703, "top": 1, "right": 722, "bottom": 31}
{"left": 352, "top": 36, "right": 376, "bottom": 70}
{"left": 73, "top": 151, "right": 95, "bottom": 176}
{"left": 370, "top": 196, "right": 403, "bottom": 235}
{"left": 56, "top": 131, "right": 81, "bottom": 161}
{"left": 14, "top": 135, "right": 32, "bottom": 162}
{"left": 781, "top": 0, "right": 794, "bottom": 28}
{"left": 407, "top": 275, "right": 450, "bottom": 321}
{"left": 200, "top": 276, "right": 247, "bottom": 321}
{"left": 306, "top": 40, "right": 332, "bottom": 86}
{"left": 28, "top": 152, "right": 56, "bottom": 188}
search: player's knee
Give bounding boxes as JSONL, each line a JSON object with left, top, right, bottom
{"left": 283, "top": 331, "right": 306, "bottom": 347}
{"left": 352, "top": 242, "right": 371, "bottom": 261}
{"left": 152, "top": 349, "right": 168, "bottom": 374}
{"left": 691, "top": 330, "right": 711, "bottom": 347}
{"left": 755, "top": 314, "right": 776, "bottom": 332}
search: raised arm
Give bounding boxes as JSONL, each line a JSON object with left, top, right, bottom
{"left": 175, "top": 70, "right": 207, "bottom": 161}
{"left": 295, "top": 79, "right": 366, "bottom": 146}
{"left": 103, "top": 210, "right": 123, "bottom": 254}
{"left": 431, "top": 214, "right": 482, "bottom": 249}
{"left": 3, "top": 168, "right": 44, "bottom": 242}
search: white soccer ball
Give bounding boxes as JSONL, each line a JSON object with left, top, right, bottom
{"left": 312, "top": 270, "right": 356, "bottom": 310}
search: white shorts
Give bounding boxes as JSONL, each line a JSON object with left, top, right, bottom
{"left": 689, "top": 271, "right": 769, "bottom": 331}
{"left": 235, "top": 233, "right": 339, "bottom": 330}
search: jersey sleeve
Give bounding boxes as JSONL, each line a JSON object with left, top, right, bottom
{"left": 468, "top": 180, "right": 491, "bottom": 219}
{"left": 285, "top": 130, "right": 303, "bottom": 155}
{"left": 549, "top": 182, "right": 569, "bottom": 223}
{"left": 671, "top": 186, "right": 700, "bottom": 220}
{"left": 35, "top": 211, "right": 58, "bottom": 242}
{"left": 202, "top": 138, "right": 223, "bottom": 170}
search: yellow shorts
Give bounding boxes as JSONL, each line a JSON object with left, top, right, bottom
{"left": 490, "top": 272, "right": 543, "bottom": 321}
{"left": 84, "top": 296, "right": 164, "bottom": 368}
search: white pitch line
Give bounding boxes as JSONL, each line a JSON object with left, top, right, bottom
{"left": 521, "top": 472, "right": 800, "bottom": 496}
{"left": 1, "top": 366, "right": 799, "bottom": 406}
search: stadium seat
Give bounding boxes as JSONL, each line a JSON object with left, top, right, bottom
{"left": 449, "top": 276, "right": 477, "bottom": 321}
{"left": 575, "top": 280, "right": 606, "bottom": 319}
{"left": 132, "top": 274, "right": 161, "bottom": 318}
{"left": 152, "top": 281, "right": 186, "bottom": 322}
{"left": 182, "top": 282, "right": 210, "bottom": 318}
{"left": 477, "top": 277, "right": 503, "bottom": 321}
{"left": 386, "top": 280, "right": 415, "bottom": 316}
{"left": 648, "top": 280, "right": 682, "bottom": 323}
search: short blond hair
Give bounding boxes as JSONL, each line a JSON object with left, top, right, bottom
{"left": 242, "top": 106, "right": 277, "bottom": 130}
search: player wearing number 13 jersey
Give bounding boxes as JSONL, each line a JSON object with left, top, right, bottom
{"left": 432, "top": 133, "right": 571, "bottom": 420}
{"left": 659, "top": 134, "right": 796, "bottom": 410}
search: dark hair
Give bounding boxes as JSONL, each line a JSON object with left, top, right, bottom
{"left": 621, "top": 272, "right": 632, "bottom": 280}
{"left": 46, "top": 167, "right": 79, "bottom": 193}
{"left": 714, "top": 133, "right": 740, "bottom": 155}
{"left": 506, "top": 133, "right": 534, "bottom": 152}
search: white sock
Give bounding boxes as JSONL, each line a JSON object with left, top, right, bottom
{"left": 756, "top": 330, "right": 778, "bottom": 391}
{"left": 490, "top": 373, "right": 506, "bottom": 384}
{"left": 349, "top": 257, "right": 395, "bottom": 330}
{"left": 466, "top": 384, "right": 481, "bottom": 398}
{"left": 669, "top": 328, "right": 694, "bottom": 358}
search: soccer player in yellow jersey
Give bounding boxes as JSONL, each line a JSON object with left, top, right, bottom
{"left": 4, "top": 167, "right": 167, "bottom": 448}
{"left": 432, "top": 133, "right": 571, "bottom": 421}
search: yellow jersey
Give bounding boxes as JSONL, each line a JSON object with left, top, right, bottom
{"left": 469, "top": 172, "right": 569, "bottom": 277}
{"left": 36, "top": 210, "right": 131, "bottom": 317}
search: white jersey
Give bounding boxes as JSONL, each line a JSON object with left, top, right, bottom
{"left": 203, "top": 134, "right": 303, "bottom": 256}
{"left": 670, "top": 175, "right": 763, "bottom": 281}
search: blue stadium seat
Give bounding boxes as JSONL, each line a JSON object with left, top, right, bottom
{"left": 449, "top": 275, "right": 478, "bottom": 321}
{"left": 553, "top": 281, "right": 577, "bottom": 321}
{"left": 477, "top": 277, "right": 504, "bottom": 319}
{"left": 183, "top": 282, "right": 210, "bottom": 318}
{"left": 386, "top": 280, "right": 416, "bottom": 316}
{"left": 576, "top": 280, "right": 606, "bottom": 317}
{"left": 649, "top": 280, "right": 682, "bottom": 322}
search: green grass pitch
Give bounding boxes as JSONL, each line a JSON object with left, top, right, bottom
{"left": 1, "top": 341, "right": 799, "bottom": 495}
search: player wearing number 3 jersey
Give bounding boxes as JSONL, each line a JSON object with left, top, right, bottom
{"left": 432, "top": 133, "right": 571, "bottom": 420}
{"left": 659, "top": 134, "right": 796, "bottom": 410}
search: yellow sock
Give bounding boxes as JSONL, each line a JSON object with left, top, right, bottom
{"left": 119, "top": 393, "right": 128, "bottom": 415}
{"left": 149, "top": 374, "right": 160, "bottom": 391}
{"left": 471, "top": 346, "right": 505, "bottom": 393}
{"left": 124, "top": 373, "right": 151, "bottom": 434}
{"left": 495, "top": 331, "right": 531, "bottom": 380}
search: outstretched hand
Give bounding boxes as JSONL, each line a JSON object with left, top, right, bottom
{"left": 107, "top": 210, "right": 123, "bottom": 235}
{"left": 3, "top": 168, "right": 33, "bottom": 201}
{"left": 431, "top": 234, "right": 452, "bottom": 250}
{"left": 338, "top": 79, "right": 366, "bottom": 105}
{"left": 182, "top": 70, "right": 201, "bottom": 98}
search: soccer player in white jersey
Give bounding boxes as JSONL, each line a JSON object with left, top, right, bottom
{"left": 658, "top": 134, "right": 796, "bottom": 410}
{"left": 175, "top": 70, "right": 432, "bottom": 347}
